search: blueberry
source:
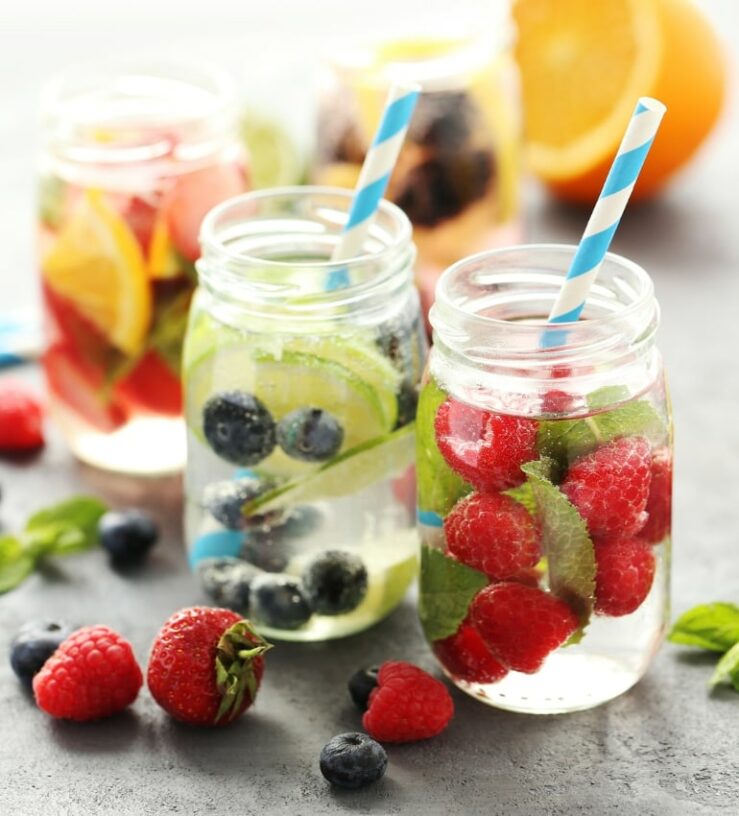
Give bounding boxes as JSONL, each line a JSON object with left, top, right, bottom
{"left": 198, "top": 557, "right": 260, "bottom": 612}
{"left": 98, "top": 509, "right": 158, "bottom": 566}
{"left": 276, "top": 408, "right": 344, "bottom": 462}
{"left": 395, "top": 380, "right": 419, "bottom": 428}
{"left": 319, "top": 732, "right": 388, "bottom": 790}
{"left": 409, "top": 91, "right": 479, "bottom": 152}
{"left": 10, "top": 620, "right": 73, "bottom": 689}
{"left": 302, "top": 550, "right": 368, "bottom": 616}
{"left": 203, "top": 476, "right": 277, "bottom": 530}
{"left": 203, "top": 391, "right": 276, "bottom": 466}
{"left": 241, "top": 506, "right": 323, "bottom": 572}
{"left": 275, "top": 506, "right": 324, "bottom": 539}
{"left": 250, "top": 574, "right": 313, "bottom": 630}
{"left": 241, "top": 532, "right": 292, "bottom": 573}
{"left": 347, "top": 666, "right": 380, "bottom": 711}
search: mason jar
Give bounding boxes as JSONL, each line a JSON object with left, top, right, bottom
{"left": 184, "top": 187, "right": 424, "bottom": 641}
{"left": 38, "top": 61, "right": 249, "bottom": 474}
{"left": 417, "top": 245, "right": 672, "bottom": 713}
{"left": 314, "top": 3, "right": 522, "bottom": 318}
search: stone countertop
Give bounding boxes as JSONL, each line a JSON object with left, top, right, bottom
{"left": 1, "top": 4, "right": 739, "bottom": 813}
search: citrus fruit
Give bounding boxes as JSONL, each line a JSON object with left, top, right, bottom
{"left": 513, "top": 0, "right": 726, "bottom": 201}
{"left": 41, "top": 190, "right": 152, "bottom": 356}
{"left": 242, "top": 113, "right": 303, "bottom": 189}
{"left": 115, "top": 351, "right": 183, "bottom": 416}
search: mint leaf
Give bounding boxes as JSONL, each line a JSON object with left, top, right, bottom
{"left": 419, "top": 546, "right": 488, "bottom": 641}
{"left": 538, "top": 398, "right": 666, "bottom": 465}
{"left": 26, "top": 496, "right": 107, "bottom": 551}
{"left": 416, "top": 379, "right": 472, "bottom": 516}
{"left": 0, "top": 534, "right": 23, "bottom": 565}
{"left": 668, "top": 603, "right": 739, "bottom": 652}
{"left": 0, "top": 554, "right": 35, "bottom": 593}
{"left": 522, "top": 458, "right": 596, "bottom": 620}
{"left": 504, "top": 482, "right": 537, "bottom": 515}
{"left": 587, "top": 386, "right": 630, "bottom": 410}
{"left": 709, "top": 642, "right": 739, "bottom": 691}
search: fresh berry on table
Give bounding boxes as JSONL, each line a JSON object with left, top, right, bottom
{"left": 147, "top": 607, "right": 271, "bottom": 727}
{"left": 301, "top": 550, "right": 368, "bottom": 616}
{"left": 319, "top": 732, "right": 388, "bottom": 790}
{"left": 276, "top": 407, "right": 344, "bottom": 462}
{"left": 98, "top": 508, "right": 159, "bottom": 567}
{"left": 202, "top": 391, "right": 277, "bottom": 466}
{"left": 198, "top": 557, "right": 261, "bottom": 612}
{"left": 249, "top": 574, "right": 313, "bottom": 630}
{"left": 9, "top": 620, "right": 74, "bottom": 689}
{"left": 362, "top": 661, "right": 454, "bottom": 743}
{"left": 444, "top": 492, "right": 541, "bottom": 581}
{"left": 347, "top": 666, "right": 380, "bottom": 710}
{"left": 33, "top": 625, "right": 143, "bottom": 722}
{"left": 594, "top": 538, "right": 656, "bottom": 617}
{"left": 0, "top": 380, "right": 45, "bottom": 453}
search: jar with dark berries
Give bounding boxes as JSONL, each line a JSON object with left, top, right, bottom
{"left": 417, "top": 245, "right": 672, "bottom": 713}
{"left": 314, "top": 4, "right": 522, "bottom": 319}
{"left": 184, "top": 187, "right": 425, "bottom": 641}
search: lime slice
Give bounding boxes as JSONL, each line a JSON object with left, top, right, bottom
{"left": 186, "top": 345, "right": 392, "bottom": 476}
{"left": 282, "top": 336, "right": 400, "bottom": 428}
{"left": 242, "top": 113, "right": 303, "bottom": 189}
{"left": 245, "top": 423, "right": 415, "bottom": 514}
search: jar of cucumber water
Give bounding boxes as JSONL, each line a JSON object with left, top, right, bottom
{"left": 184, "top": 187, "right": 424, "bottom": 641}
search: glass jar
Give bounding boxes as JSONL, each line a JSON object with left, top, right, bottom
{"left": 184, "top": 187, "right": 424, "bottom": 641}
{"left": 314, "top": 6, "right": 522, "bottom": 319}
{"left": 38, "top": 61, "right": 249, "bottom": 474}
{"left": 417, "top": 245, "right": 672, "bottom": 714}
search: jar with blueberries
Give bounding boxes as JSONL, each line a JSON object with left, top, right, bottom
{"left": 417, "top": 245, "right": 672, "bottom": 713}
{"left": 184, "top": 187, "right": 425, "bottom": 641}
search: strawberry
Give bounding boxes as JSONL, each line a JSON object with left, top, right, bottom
{"left": 0, "top": 379, "right": 45, "bottom": 452}
{"left": 33, "top": 625, "right": 142, "bottom": 721}
{"left": 115, "top": 350, "right": 183, "bottom": 416}
{"left": 147, "top": 607, "right": 271, "bottom": 727}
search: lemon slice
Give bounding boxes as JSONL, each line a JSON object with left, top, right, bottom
{"left": 42, "top": 189, "right": 151, "bottom": 355}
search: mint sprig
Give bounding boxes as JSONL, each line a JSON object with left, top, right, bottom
{"left": 521, "top": 458, "right": 596, "bottom": 626}
{"left": 419, "top": 546, "right": 488, "bottom": 642}
{"left": 0, "top": 496, "right": 107, "bottom": 594}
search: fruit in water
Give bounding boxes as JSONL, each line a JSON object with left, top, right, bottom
{"left": 432, "top": 620, "right": 508, "bottom": 685}
{"left": 115, "top": 351, "right": 183, "bottom": 417}
{"left": 249, "top": 574, "right": 313, "bottom": 630}
{"left": 301, "top": 550, "right": 368, "bottom": 616}
{"left": 276, "top": 407, "right": 344, "bottom": 462}
{"left": 197, "top": 557, "right": 261, "bottom": 613}
{"left": 202, "top": 391, "right": 277, "bottom": 466}
{"left": 594, "top": 538, "right": 656, "bottom": 617}
{"left": 202, "top": 476, "right": 276, "bottom": 530}
{"left": 638, "top": 447, "right": 672, "bottom": 544}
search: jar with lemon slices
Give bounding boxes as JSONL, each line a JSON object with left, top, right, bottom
{"left": 314, "top": 6, "right": 522, "bottom": 320}
{"left": 184, "top": 188, "right": 424, "bottom": 641}
{"left": 38, "top": 61, "right": 249, "bottom": 474}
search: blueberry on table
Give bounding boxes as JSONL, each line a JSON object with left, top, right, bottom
{"left": 302, "top": 550, "right": 368, "bottom": 616}
{"left": 348, "top": 666, "right": 380, "bottom": 711}
{"left": 250, "top": 574, "right": 313, "bottom": 630}
{"left": 98, "top": 509, "right": 158, "bottom": 566}
{"left": 319, "top": 732, "right": 388, "bottom": 790}
{"left": 197, "top": 557, "right": 260, "bottom": 612}
{"left": 276, "top": 407, "right": 344, "bottom": 462}
{"left": 203, "top": 391, "right": 277, "bottom": 466}
{"left": 203, "top": 476, "right": 276, "bottom": 530}
{"left": 10, "top": 620, "right": 73, "bottom": 689}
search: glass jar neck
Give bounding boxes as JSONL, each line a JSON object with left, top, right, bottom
{"left": 197, "top": 187, "right": 416, "bottom": 328}
{"left": 429, "top": 245, "right": 661, "bottom": 416}
{"left": 41, "top": 60, "right": 240, "bottom": 167}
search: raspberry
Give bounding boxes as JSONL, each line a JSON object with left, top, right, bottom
{"left": 33, "top": 625, "right": 142, "bottom": 721}
{"left": 434, "top": 398, "right": 538, "bottom": 492}
{"left": 0, "top": 380, "right": 45, "bottom": 452}
{"left": 561, "top": 436, "right": 652, "bottom": 539}
{"left": 470, "top": 582, "right": 579, "bottom": 674}
{"left": 362, "top": 661, "right": 454, "bottom": 743}
{"left": 638, "top": 448, "right": 672, "bottom": 545}
{"left": 594, "top": 538, "right": 656, "bottom": 617}
{"left": 444, "top": 492, "right": 541, "bottom": 580}
{"left": 433, "top": 621, "right": 508, "bottom": 684}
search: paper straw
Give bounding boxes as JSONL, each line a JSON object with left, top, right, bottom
{"left": 541, "top": 97, "right": 666, "bottom": 348}
{"left": 326, "top": 81, "right": 420, "bottom": 289}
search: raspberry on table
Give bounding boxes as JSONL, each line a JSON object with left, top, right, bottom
{"left": 33, "top": 625, "right": 143, "bottom": 721}
{"left": 433, "top": 620, "right": 508, "bottom": 685}
{"left": 561, "top": 436, "right": 652, "bottom": 539}
{"left": 638, "top": 447, "right": 672, "bottom": 545}
{"left": 434, "top": 398, "right": 538, "bottom": 492}
{"left": 594, "top": 538, "right": 656, "bottom": 617}
{"left": 444, "top": 492, "right": 541, "bottom": 581}
{"left": 362, "top": 660, "right": 454, "bottom": 743}
{"left": 470, "top": 582, "right": 579, "bottom": 674}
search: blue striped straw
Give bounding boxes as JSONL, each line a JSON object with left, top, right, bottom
{"left": 541, "top": 97, "right": 666, "bottom": 348}
{"left": 326, "top": 82, "right": 420, "bottom": 290}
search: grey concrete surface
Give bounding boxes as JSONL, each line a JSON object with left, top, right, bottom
{"left": 1, "top": 3, "right": 739, "bottom": 814}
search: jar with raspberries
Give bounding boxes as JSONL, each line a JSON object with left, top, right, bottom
{"left": 314, "top": 9, "right": 522, "bottom": 320}
{"left": 184, "top": 188, "right": 425, "bottom": 641}
{"left": 417, "top": 245, "right": 672, "bottom": 714}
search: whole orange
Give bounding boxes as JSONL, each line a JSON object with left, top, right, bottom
{"left": 513, "top": 0, "right": 727, "bottom": 202}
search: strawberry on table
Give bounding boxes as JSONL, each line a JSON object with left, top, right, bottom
{"left": 33, "top": 625, "right": 143, "bottom": 722}
{"left": 0, "top": 379, "right": 45, "bottom": 452}
{"left": 147, "top": 607, "right": 271, "bottom": 727}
